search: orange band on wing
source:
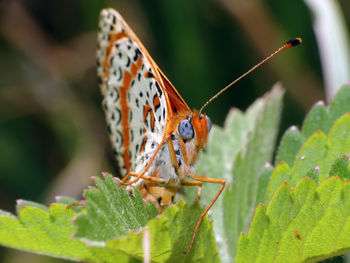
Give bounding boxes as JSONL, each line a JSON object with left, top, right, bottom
{"left": 120, "top": 56, "right": 143, "bottom": 172}
{"left": 103, "top": 32, "right": 128, "bottom": 80}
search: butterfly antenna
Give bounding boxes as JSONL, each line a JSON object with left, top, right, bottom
{"left": 199, "top": 38, "right": 302, "bottom": 114}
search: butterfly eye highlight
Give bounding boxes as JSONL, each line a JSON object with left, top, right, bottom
{"left": 178, "top": 119, "right": 194, "bottom": 140}
{"left": 206, "top": 115, "right": 212, "bottom": 132}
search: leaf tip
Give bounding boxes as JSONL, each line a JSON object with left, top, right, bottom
{"left": 16, "top": 199, "right": 24, "bottom": 204}
{"left": 264, "top": 162, "right": 272, "bottom": 168}
{"left": 290, "top": 125, "right": 298, "bottom": 131}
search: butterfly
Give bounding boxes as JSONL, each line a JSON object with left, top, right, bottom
{"left": 96, "top": 7, "right": 301, "bottom": 254}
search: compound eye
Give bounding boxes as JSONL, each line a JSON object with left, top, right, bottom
{"left": 206, "top": 115, "right": 212, "bottom": 132}
{"left": 178, "top": 119, "right": 194, "bottom": 140}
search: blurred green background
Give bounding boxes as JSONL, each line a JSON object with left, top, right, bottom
{"left": 0, "top": 0, "right": 349, "bottom": 262}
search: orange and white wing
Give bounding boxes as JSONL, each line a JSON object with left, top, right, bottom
{"left": 97, "top": 9, "right": 171, "bottom": 176}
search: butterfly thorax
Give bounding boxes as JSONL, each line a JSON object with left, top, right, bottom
{"left": 135, "top": 111, "right": 211, "bottom": 184}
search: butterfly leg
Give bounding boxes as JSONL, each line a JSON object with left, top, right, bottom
{"left": 184, "top": 174, "right": 226, "bottom": 254}
{"left": 181, "top": 181, "right": 203, "bottom": 201}
{"left": 120, "top": 135, "right": 169, "bottom": 185}
{"left": 122, "top": 172, "right": 165, "bottom": 184}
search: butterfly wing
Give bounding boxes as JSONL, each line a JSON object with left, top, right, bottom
{"left": 97, "top": 9, "right": 171, "bottom": 176}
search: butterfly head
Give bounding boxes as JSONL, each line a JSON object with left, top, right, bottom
{"left": 177, "top": 111, "right": 212, "bottom": 151}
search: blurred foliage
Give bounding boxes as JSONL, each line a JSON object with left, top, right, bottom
{"left": 0, "top": 0, "right": 349, "bottom": 262}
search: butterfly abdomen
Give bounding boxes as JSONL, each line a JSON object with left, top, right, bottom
{"left": 139, "top": 181, "right": 178, "bottom": 212}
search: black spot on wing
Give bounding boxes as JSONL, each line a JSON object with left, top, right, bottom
{"left": 155, "top": 82, "right": 163, "bottom": 97}
{"left": 154, "top": 94, "right": 161, "bottom": 112}
{"left": 129, "top": 110, "right": 133, "bottom": 122}
{"left": 110, "top": 55, "right": 114, "bottom": 65}
{"left": 145, "top": 71, "right": 154, "bottom": 78}
{"left": 126, "top": 57, "right": 131, "bottom": 68}
{"left": 130, "top": 129, "right": 134, "bottom": 142}
{"left": 115, "top": 108, "right": 122, "bottom": 125}
{"left": 117, "top": 67, "right": 123, "bottom": 81}
{"left": 113, "top": 89, "right": 120, "bottom": 102}
{"left": 116, "top": 130, "right": 123, "bottom": 147}
{"left": 133, "top": 48, "right": 142, "bottom": 61}
{"left": 135, "top": 48, "right": 142, "bottom": 58}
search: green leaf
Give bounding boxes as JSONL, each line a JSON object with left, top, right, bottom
{"left": 75, "top": 175, "right": 219, "bottom": 263}
{"left": 99, "top": 201, "right": 219, "bottom": 263}
{"left": 0, "top": 175, "right": 219, "bottom": 263}
{"left": 237, "top": 86, "right": 350, "bottom": 262}
{"left": 329, "top": 155, "right": 350, "bottom": 180}
{"left": 75, "top": 174, "right": 158, "bottom": 242}
{"left": 275, "top": 126, "right": 304, "bottom": 166}
{"left": 276, "top": 85, "right": 350, "bottom": 167}
{"left": 0, "top": 202, "right": 94, "bottom": 261}
{"left": 236, "top": 177, "right": 350, "bottom": 263}
{"left": 192, "top": 84, "right": 284, "bottom": 261}
{"left": 255, "top": 163, "right": 274, "bottom": 206}
{"left": 302, "top": 85, "right": 350, "bottom": 136}
{"left": 267, "top": 113, "right": 350, "bottom": 202}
